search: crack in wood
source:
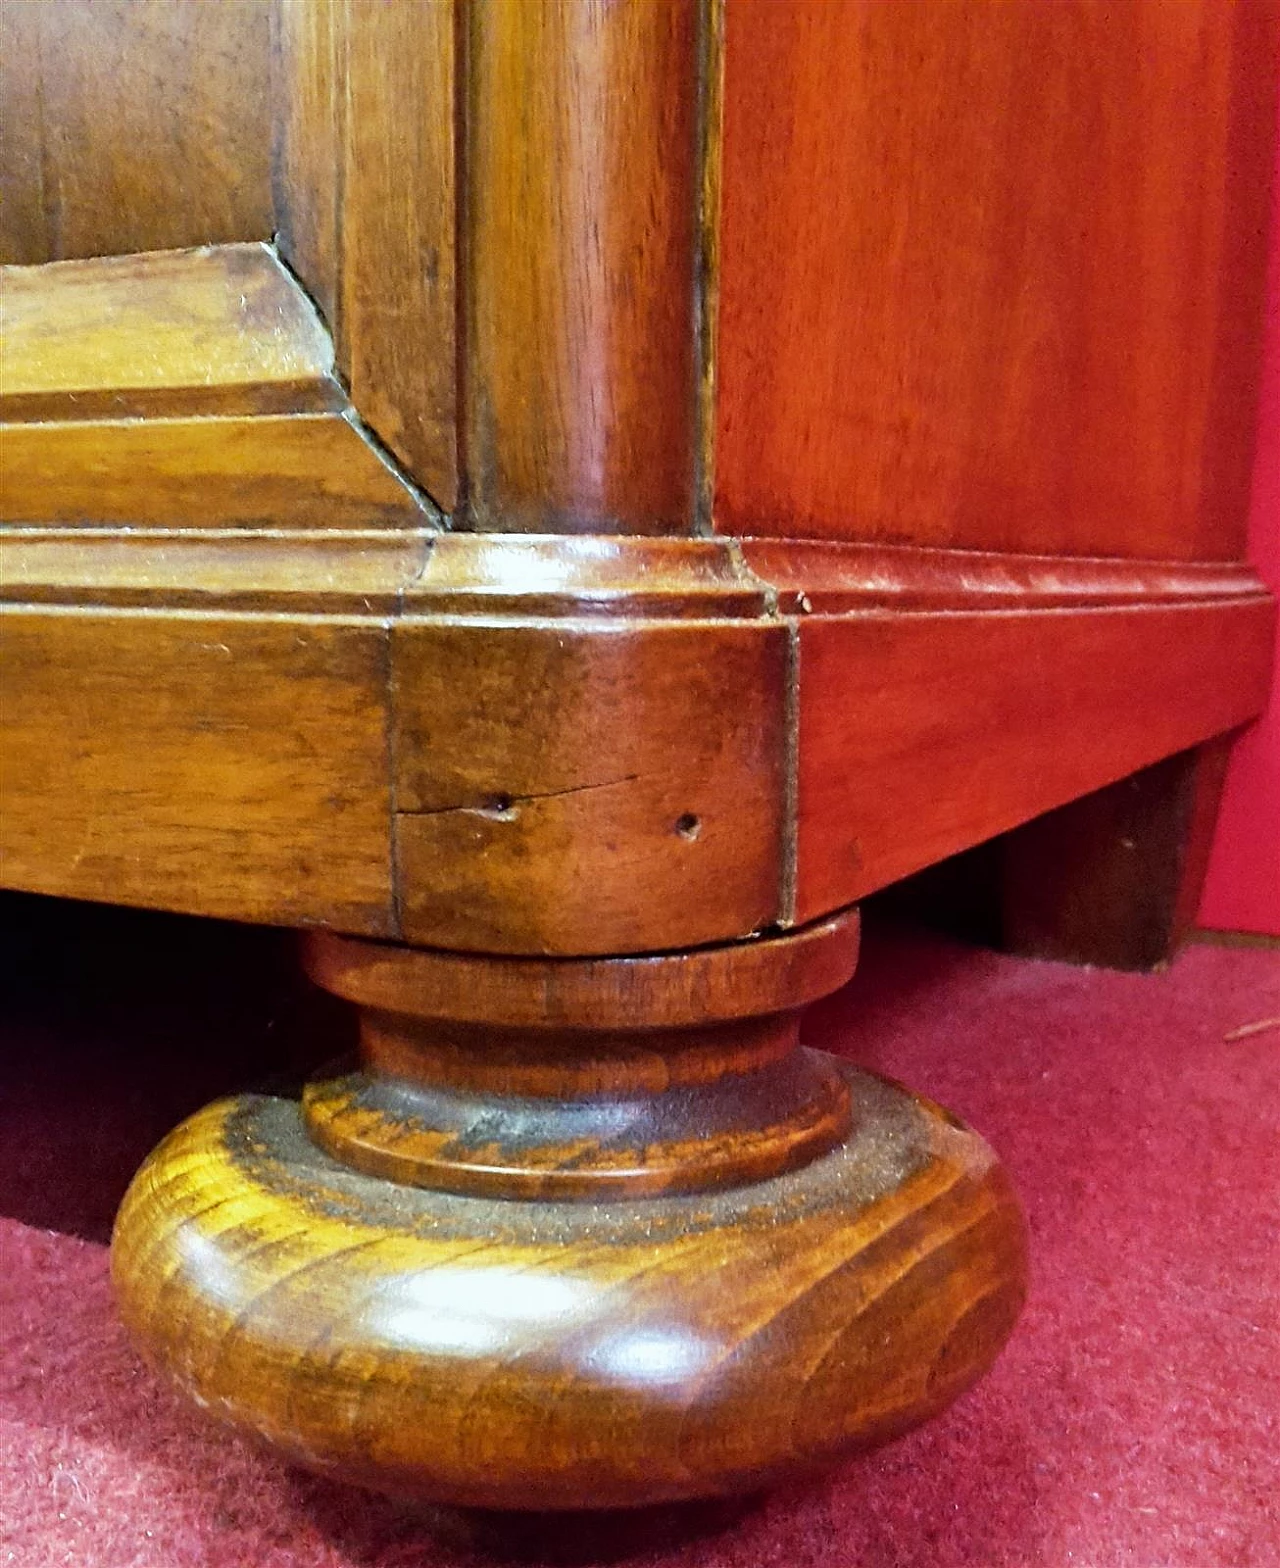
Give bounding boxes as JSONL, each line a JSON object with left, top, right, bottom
{"left": 397, "top": 774, "right": 642, "bottom": 820}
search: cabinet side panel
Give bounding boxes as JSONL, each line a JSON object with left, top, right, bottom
{"left": 794, "top": 600, "right": 1275, "bottom": 924}
{"left": 716, "top": 0, "right": 1278, "bottom": 560}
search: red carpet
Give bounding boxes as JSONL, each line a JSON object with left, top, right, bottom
{"left": 2, "top": 895, "right": 1277, "bottom": 1568}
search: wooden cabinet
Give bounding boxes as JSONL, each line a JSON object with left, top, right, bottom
{"left": 2, "top": 0, "right": 1275, "bottom": 1515}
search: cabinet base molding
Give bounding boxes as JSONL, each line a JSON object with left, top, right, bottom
{"left": 111, "top": 913, "right": 1026, "bottom": 1510}
{"left": 3, "top": 528, "right": 1270, "bottom": 954}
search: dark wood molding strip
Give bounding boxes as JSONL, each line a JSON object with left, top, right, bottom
{"left": 694, "top": 0, "right": 726, "bottom": 538}
{"left": 273, "top": 0, "right": 458, "bottom": 509}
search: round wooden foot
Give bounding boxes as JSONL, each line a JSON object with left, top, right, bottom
{"left": 111, "top": 914, "right": 1026, "bottom": 1510}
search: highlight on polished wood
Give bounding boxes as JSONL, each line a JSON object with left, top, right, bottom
{"left": 112, "top": 912, "right": 1028, "bottom": 1510}
{"left": 462, "top": 0, "right": 705, "bottom": 533}
{"left": 1, "top": 0, "right": 1275, "bottom": 1522}
{"left": 0, "top": 244, "right": 431, "bottom": 529}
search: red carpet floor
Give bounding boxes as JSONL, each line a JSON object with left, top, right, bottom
{"left": 1, "top": 897, "right": 1277, "bottom": 1568}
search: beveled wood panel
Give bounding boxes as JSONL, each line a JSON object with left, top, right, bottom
{"left": 0, "top": 246, "right": 429, "bottom": 528}
{"left": 1, "top": 246, "right": 335, "bottom": 421}
{"left": 463, "top": 0, "right": 701, "bottom": 533}
{"left": 0, "top": 0, "right": 272, "bottom": 265}
{"left": 275, "top": 0, "right": 457, "bottom": 508}
{"left": 1, "top": 417, "right": 425, "bottom": 530}
{"left": 716, "top": 0, "right": 1279, "bottom": 560}
{"left": 793, "top": 599, "right": 1276, "bottom": 925}
{"left": 0, "top": 611, "right": 394, "bottom": 932}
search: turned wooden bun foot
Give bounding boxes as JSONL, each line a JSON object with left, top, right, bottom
{"left": 111, "top": 911, "right": 1026, "bottom": 1511}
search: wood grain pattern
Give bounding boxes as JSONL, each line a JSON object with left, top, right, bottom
{"left": 716, "top": 0, "right": 1279, "bottom": 560}
{"left": 0, "top": 0, "right": 272, "bottom": 264}
{"left": 463, "top": 0, "right": 700, "bottom": 532}
{"left": 1, "top": 532, "right": 1270, "bottom": 947}
{"left": 0, "top": 246, "right": 430, "bottom": 528}
{"left": 307, "top": 912, "right": 861, "bottom": 1030}
{"left": 112, "top": 1064, "right": 1026, "bottom": 1508}
{"left": 1, "top": 530, "right": 430, "bottom": 615}
{"left": 274, "top": 0, "right": 457, "bottom": 508}
{"left": 273, "top": 0, "right": 344, "bottom": 331}
{"left": 793, "top": 599, "right": 1276, "bottom": 925}
{"left": 341, "top": 0, "right": 456, "bottom": 506}
{"left": 1, "top": 245, "right": 336, "bottom": 421}
{"left": 0, "top": 610, "right": 394, "bottom": 932}
{"left": 391, "top": 618, "right": 788, "bottom": 954}
{"left": 1, "top": 416, "right": 427, "bottom": 530}
{"left": 301, "top": 916, "right": 860, "bottom": 1200}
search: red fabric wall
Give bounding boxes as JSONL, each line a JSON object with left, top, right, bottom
{"left": 1197, "top": 131, "right": 1280, "bottom": 936}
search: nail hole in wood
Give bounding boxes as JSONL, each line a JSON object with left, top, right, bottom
{"left": 480, "top": 793, "right": 519, "bottom": 820}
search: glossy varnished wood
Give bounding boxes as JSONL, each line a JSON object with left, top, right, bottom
{"left": 0, "top": 246, "right": 429, "bottom": 528}
{"left": 735, "top": 540, "right": 1275, "bottom": 615}
{"left": 793, "top": 597, "right": 1274, "bottom": 926}
{"left": 716, "top": 0, "right": 1278, "bottom": 560}
{"left": 0, "top": 612, "right": 395, "bottom": 933}
{"left": 0, "top": 0, "right": 272, "bottom": 264}
{"left": 463, "top": 0, "right": 702, "bottom": 533}
{"left": 13, "top": 0, "right": 1265, "bottom": 1519}
{"left": 390, "top": 615, "right": 787, "bottom": 954}
{"left": 271, "top": 0, "right": 344, "bottom": 333}
{"left": 301, "top": 917, "right": 859, "bottom": 1198}
{"left": 113, "top": 1078, "right": 1025, "bottom": 1509}
{"left": 1, "top": 417, "right": 427, "bottom": 530}
{"left": 1, "top": 534, "right": 1270, "bottom": 947}
{"left": 1, "top": 246, "right": 336, "bottom": 421}
{"left": 112, "top": 913, "right": 1026, "bottom": 1510}
{"left": 308, "top": 911, "right": 859, "bottom": 1029}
